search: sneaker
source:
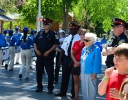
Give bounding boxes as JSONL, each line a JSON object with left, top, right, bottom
{"left": 9, "top": 69, "right": 13, "bottom": 71}
{"left": 5, "top": 64, "right": 8, "bottom": 70}
{"left": 15, "top": 62, "right": 19, "bottom": 65}
{"left": 19, "top": 74, "right": 22, "bottom": 79}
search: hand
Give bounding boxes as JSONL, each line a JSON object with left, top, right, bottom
{"left": 74, "top": 61, "right": 80, "bottom": 67}
{"left": 58, "top": 60, "right": 62, "bottom": 66}
{"left": 105, "top": 67, "right": 114, "bottom": 78}
{"left": 35, "top": 49, "right": 42, "bottom": 56}
{"left": 43, "top": 51, "right": 50, "bottom": 57}
{"left": 109, "top": 88, "right": 120, "bottom": 99}
{"left": 91, "top": 74, "right": 96, "bottom": 80}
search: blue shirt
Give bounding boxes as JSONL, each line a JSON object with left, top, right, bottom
{"left": 6, "top": 36, "right": 17, "bottom": 46}
{"left": 80, "top": 44, "right": 102, "bottom": 74}
{"left": 101, "top": 38, "right": 107, "bottom": 44}
{"left": 16, "top": 36, "right": 33, "bottom": 50}
{"left": 0, "top": 34, "right": 8, "bottom": 48}
{"left": 13, "top": 32, "right": 22, "bottom": 41}
{"left": 29, "top": 34, "right": 36, "bottom": 41}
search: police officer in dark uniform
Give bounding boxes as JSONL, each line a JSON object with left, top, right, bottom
{"left": 34, "top": 18, "right": 59, "bottom": 94}
{"left": 102, "top": 18, "right": 128, "bottom": 68}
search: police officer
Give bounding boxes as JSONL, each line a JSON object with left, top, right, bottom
{"left": 54, "top": 22, "right": 80, "bottom": 98}
{"left": 16, "top": 27, "right": 33, "bottom": 79}
{"left": 13, "top": 26, "right": 22, "bottom": 64}
{"left": 102, "top": 18, "right": 128, "bottom": 68}
{"left": 5, "top": 29, "right": 17, "bottom": 71}
{"left": 0, "top": 32, "right": 8, "bottom": 70}
{"left": 34, "top": 18, "right": 59, "bottom": 93}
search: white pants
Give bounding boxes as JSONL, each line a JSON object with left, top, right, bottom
{"left": 15, "top": 52, "right": 21, "bottom": 63}
{"left": 19, "top": 49, "right": 32, "bottom": 78}
{"left": 8, "top": 47, "right": 15, "bottom": 70}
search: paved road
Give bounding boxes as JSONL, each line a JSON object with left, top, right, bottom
{"left": 0, "top": 56, "right": 107, "bottom": 100}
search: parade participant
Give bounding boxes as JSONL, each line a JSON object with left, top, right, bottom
{"left": 29, "top": 30, "right": 36, "bottom": 68}
{"left": 101, "top": 34, "right": 107, "bottom": 48}
{"left": 102, "top": 18, "right": 128, "bottom": 68}
{"left": 54, "top": 30, "right": 65, "bottom": 84}
{"left": 80, "top": 33, "right": 102, "bottom": 100}
{"left": 34, "top": 18, "right": 59, "bottom": 93}
{"left": 5, "top": 29, "right": 17, "bottom": 71}
{"left": 119, "top": 78, "right": 128, "bottom": 100}
{"left": 70, "top": 29, "right": 86, "bottom": 100}
{"left": 16, "top": 27, "right": 33, "bottom": 79}
{"left": 3, "top": 30, "right": 7, "bottom": 37}
{"left": 0, "top": 33, "right": 8, "bottom": 70}
{"left": 54, "top": 22, "right": 80, "bottom": 99}
{"left": 13, "top": 26, "right": 22, "bottom": 64}
{"left": 98, "top": 43, "right": 128, "bottom": 100}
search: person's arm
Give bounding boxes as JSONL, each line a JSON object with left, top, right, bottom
{"left": 34, "top": 43, "right": 42, "bottom": 56}
{"left": 98, "top": 67, "right": 114, "bottom": 95}
{"left": 58, "top": 49, "right": 64, "bottom": 66}
{"left": 102, "top": 47, "right": 115, "bottom": 56}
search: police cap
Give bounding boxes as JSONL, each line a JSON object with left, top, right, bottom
{"left": 69, "top": 21, "right": 80, "bottom": 29}
{"left": 111, "top": 18, "right": 126, "bottom": 27}
{"left": 43, "top": 18, "right": 52, "bottom": 25}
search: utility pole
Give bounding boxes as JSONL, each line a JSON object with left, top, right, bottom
{"left": 37, "top": 0, "right": 43, "bottom": 32}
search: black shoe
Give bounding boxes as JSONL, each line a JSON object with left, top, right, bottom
{"left": 5, "top": 64, "right": 8, "bottom": 70}
{"left": 35, "top": 88, "right": 42, "bottom": 92}
{"left": 70, "top": 95, "right": 75, "bottom": 99}
{"left": 9, "top": 69, "right": 13, "bottom": 71}
{"left": 54, "top": 81, "right": 58, "bottom": 84}
{"left": 48, "top": 90, "right": 53, "bottom": 94}
{"left": 54, "top": 92, "right": 66, "bottom": 96}
{"left": 19, "top": 74, "right": 22, "bottom": 79}
{"left": 15, "top": 62, "right": 19, "bottom": 65}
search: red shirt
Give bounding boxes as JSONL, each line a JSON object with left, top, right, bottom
{"left": 106, "top": 70, "right": 128, "bottom": 100}
{"left": 72, "top": 40, "right": 85, "bottom": 65}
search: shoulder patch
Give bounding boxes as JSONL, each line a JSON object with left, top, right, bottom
{"left": 55, "top": 34, "right": 58, "bottom": 39}
{"left": 119, "top": 39, "right": 125, "bottom": 45}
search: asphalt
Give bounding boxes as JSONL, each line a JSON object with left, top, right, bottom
{"left": 0, "top": 56, "right": 107, "bottom": 100}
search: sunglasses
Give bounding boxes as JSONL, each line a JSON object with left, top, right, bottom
{"left": 79, "top": 34, "right": 85, "bottom": 36}
{"left": 84, "top": 39, "right": 90, "bottom": 42}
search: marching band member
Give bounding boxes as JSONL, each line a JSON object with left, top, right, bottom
{"left": 16, "top": 27, "right": 33, "bottom": 79}
{"left": 13, "top": 26, "right": 22, "bottom": 64}
{"left": 6, "top": 29, "right": 17, "bottom": 71}
{"left": 0, "top": 32, "right": 8, "bottom": 70}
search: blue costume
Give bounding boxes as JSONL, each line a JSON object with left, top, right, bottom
{"left": 5, "top": 29, "right": 17, "bottom": 71}
{"left": 13, "top": 26, "right": 22, "bottom": 64}
{"left": 0, "top": 33, "right": 8, "bottom": 69}
{"left": 16, "top": 27, "right": 33, "bottom": 79}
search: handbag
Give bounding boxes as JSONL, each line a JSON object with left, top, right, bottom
{"left": 68, "top": 45, "right": 84, "bottom": 68}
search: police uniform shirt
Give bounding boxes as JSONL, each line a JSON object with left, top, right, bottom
{"left": 6, "top": 36, "right": 17, "bottom": 46}
{"left": 61, "top": 34, "right": 80, "bottom": 56}
{"left": 106, "top": 32, "right": 128, "bottom": 63}
{"left": 16, "top": 36, "right": 33, "bottom": 50}
{"left": 0, "top": 34, "right": 8, "bottom": 48}
{"left": 34, "top": 30, "right": 59, "bottom": 54}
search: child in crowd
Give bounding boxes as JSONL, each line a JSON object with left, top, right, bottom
{"left": 98, "top": 43, "right": 128, "bottom": 100}
{"left": 119, "top": 78, "right": 128, "bottom": 100}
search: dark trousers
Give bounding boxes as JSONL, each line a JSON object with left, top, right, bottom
{"left": 54, "top": 52, "right": 60, "bottom": 82}
{"left": 60, "top": 56, "right": 74, "bottom": 96}
{"left": 36, "top": 54, "right": 54, "bottom": 91}
{"left": 105, "top": 61, "right": 114, "bottom": 68}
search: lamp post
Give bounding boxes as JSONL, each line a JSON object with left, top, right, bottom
{"left": 37, "top": 0, "right": 43, "bottom": 32}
